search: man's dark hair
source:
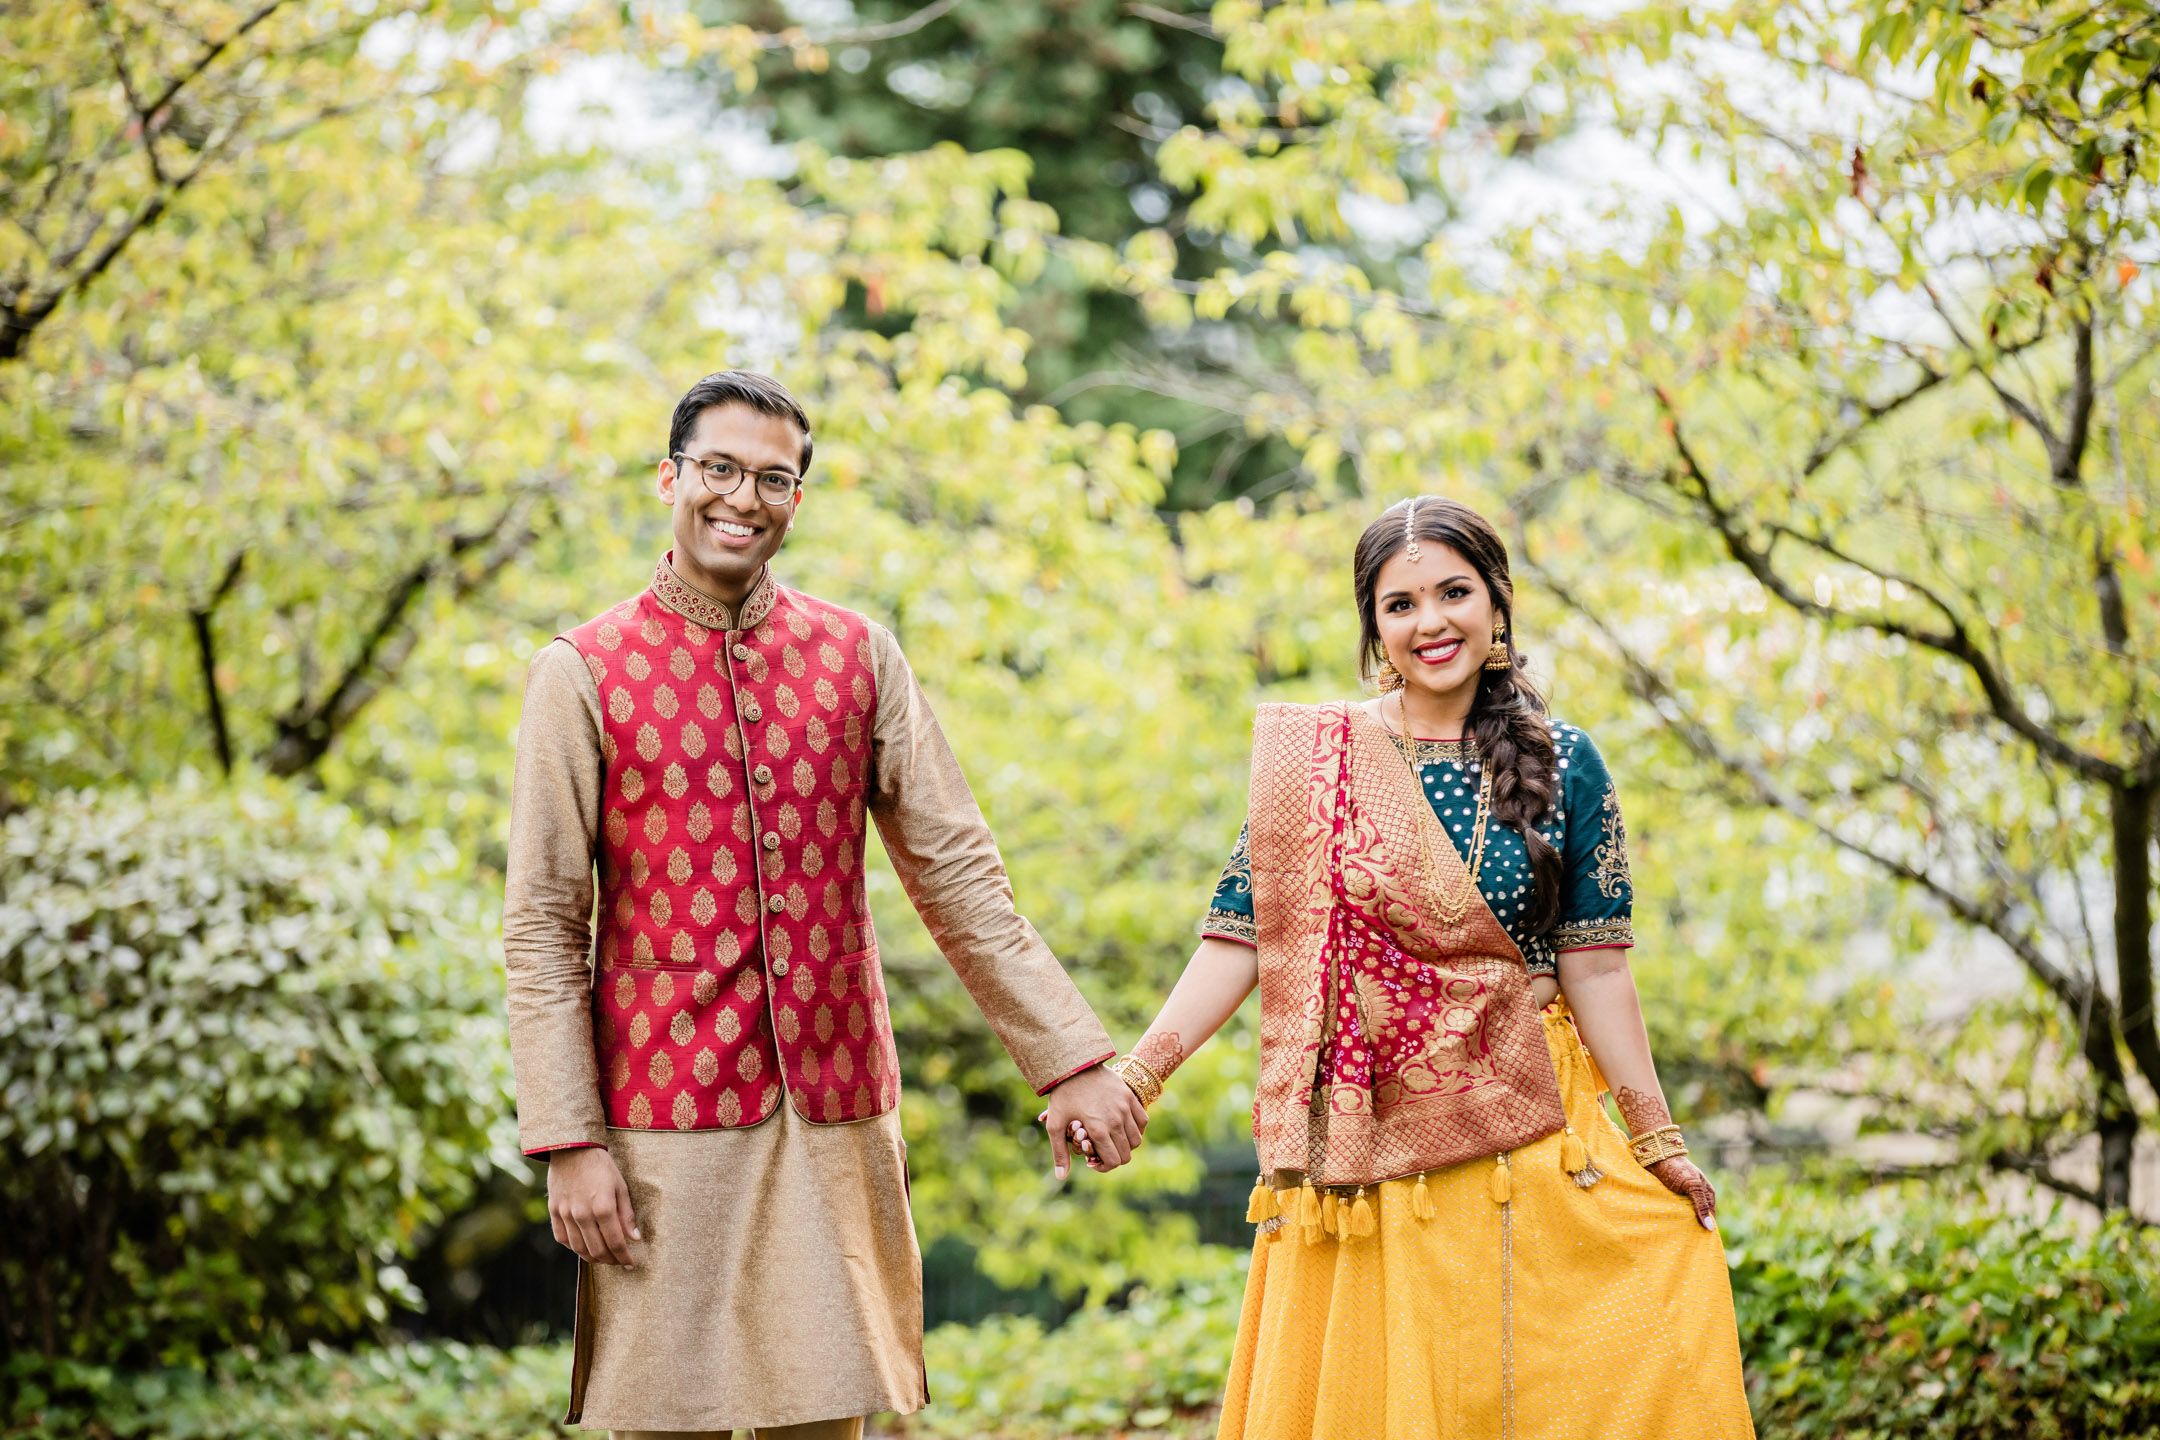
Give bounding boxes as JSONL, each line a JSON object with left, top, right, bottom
{"left": 666, "top": 371, "right": 814, "bottom": 475}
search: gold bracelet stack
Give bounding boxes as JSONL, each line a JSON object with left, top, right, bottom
{"left": 1108, "top": 1053, "right": 1165, "bottom": 1109}
{"left": 1628, "top": 1123, "right": 1688, "bottom": 1168}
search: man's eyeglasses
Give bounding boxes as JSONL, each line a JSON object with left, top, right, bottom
{"left": 672, "top": 453, "right": 801, "bottom": 507}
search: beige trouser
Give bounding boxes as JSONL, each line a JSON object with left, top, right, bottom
{"left": 609, "top": 1423, "right": 864, "bottom": 1440}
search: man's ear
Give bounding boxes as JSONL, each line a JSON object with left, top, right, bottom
{"left": 656, "top": 457, "right": 680, "bottom": 504}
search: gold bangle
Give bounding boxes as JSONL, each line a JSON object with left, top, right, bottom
{"left": 1109, "top": 1054, "right": 1164, "bottom": 1109}
{"left": 1628, "top": 1124, "right": 1687, "bottom": 1168}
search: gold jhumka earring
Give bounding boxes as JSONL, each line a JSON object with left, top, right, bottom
{"left": 1484, "top": 624, "right": 1512, "bottom": 671}
{"left": 1373, "top": 657, "right": 1406, "bottom": 692}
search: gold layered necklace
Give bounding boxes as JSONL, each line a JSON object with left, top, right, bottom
{"left": 1382, "top": 693, "right": 1494, "bottom": 922}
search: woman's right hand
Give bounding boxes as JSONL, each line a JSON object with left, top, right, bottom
{"left": 1034, "top": 1113, "right": 1116, "bottom": 1173}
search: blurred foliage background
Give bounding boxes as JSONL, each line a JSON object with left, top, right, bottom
{"left": 5, "top": 0, "right": 2160, "bottom": 1433}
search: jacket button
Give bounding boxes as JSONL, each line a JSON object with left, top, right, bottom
{"left": 743, "top": 702, "right": 763, "bottom": 722}
{"left": 767, "top": 894, "right": 786, "bottom": 913}
{"left": 762, "top": 832, "right": 781, "bottom": 850}
{"left": 772, "top": 958, "right": 790, "bottom": 977}
{"left": 753, "top": 764, "right": 773, "bottom": 785}
{"left": 732, "top": 643, "right": 752, "bottom": 661}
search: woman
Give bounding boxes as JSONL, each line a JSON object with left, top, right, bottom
{"left": 1069, "top": 497, "right": 1753, "bottom": 1439}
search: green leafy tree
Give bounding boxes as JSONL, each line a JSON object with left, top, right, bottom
{"left": 0, "top": 0, "right": 1080, "bottom": 809}
{"left": 724, "top": 0, "right": 1354, "bottom": 509}
{"left": 0, "top": 0, "right": 586, "bottom": 361}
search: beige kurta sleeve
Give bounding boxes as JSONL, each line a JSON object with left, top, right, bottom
{"left": 502, "top": 638, "right": 608, "bottom": 1153}
{"left": 864, "top": 623, "right": 1116, "bottom": 1094}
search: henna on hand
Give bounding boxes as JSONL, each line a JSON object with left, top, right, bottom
{"left": 1613, "top": 1084, "right": 1673, "bottom": 1137}
{"left": 1647, "top": 1156, "right": 1718, "bottom": 1229}
{"left": 1133, "top": 1030, "right": 1186, "bottom": 1081}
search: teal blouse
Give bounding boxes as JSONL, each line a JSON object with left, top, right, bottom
{"left": 1201, "top": 720, "right": 1634, "bottom": 976}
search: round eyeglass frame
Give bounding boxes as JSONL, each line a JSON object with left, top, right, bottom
{"left": 671, "top": 452, "right": 801, "bottom": 506}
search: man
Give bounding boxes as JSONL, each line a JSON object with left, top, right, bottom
{"left": 502, "top": 371, "right": 1147, "bottom": 1439}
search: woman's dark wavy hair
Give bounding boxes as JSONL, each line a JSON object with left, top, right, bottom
{"left": 1354, "top": 496, "right": 1562, "bottom": 933}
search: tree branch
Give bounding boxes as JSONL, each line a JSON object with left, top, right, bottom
{"left": 1647, "top": 384, "right": 2127, "bottom": 784}
{"left": 1795, "top": 328, "right": 2048, "bottom": 480}
{"left": 0, "top": 0, "right": 297, "bottom": 362}
{"left": 1915, "top": 271, "right": 2058, "bottom": 448}
{"left": 1800, "top": 362, "right": 1947, "bottom": 477}
{"left": 189, "top": 550, "right": 247, "bottom": 777}
{"left": 87, "top": 0, "right": 169, "bottom": 187}
{"left": 140, "top": 0, "right": 291, "bottom": 123}
{"left": 257, "top": 489, "right": 547, "bottom": 776}
{"left": 1125, "top": 3, "right": 1218, "bottom": 36}
{"left": 2058, "top": 316, "right": 2098, "bottom": 488}
{"left": 1987, "top": 1148, "right": 2149, "bottom": 1220}
{"left": 761, "top": 0, "right": 960, "bottom": 47}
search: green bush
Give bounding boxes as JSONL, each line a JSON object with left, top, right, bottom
{"left": 1, "top": 1283, "right": 1242, "bottom": 1440}
{"left": 0, "top": 782, "right": 518, "bottom": 1376}
{"left": 899, "top": 1261, "right": 1246, "bottom": 1438}
{"left": 4, "top": 1342, "right": 570, "bottom": 1440}
{"left": 1726, "top": 1183, "right": 2160, "bottom": 1439}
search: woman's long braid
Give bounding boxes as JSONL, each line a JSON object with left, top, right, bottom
{"left": 1468, "top": 636, "right": 1561, "bottom": 932}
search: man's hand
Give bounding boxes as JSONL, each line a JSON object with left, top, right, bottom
{"left": 547, "top": 1146, "right": 641, "bottom": 1265}
{"left": 1041, "top": 1065, "right": 1147, "bottom": 1179}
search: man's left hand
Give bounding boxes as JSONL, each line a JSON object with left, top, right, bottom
{"left": 1040, "top": 1065, "right": 1147, "bottom": 1179}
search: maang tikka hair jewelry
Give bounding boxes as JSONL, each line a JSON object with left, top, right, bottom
{"left": 1402, "top": 497, "right": 1423, "bottom": 563}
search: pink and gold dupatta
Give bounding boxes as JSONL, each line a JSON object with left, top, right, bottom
{"left": 1245, "top": 702, "right": 1566, "bottom": 1186}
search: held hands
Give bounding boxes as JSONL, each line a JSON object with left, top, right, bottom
{"left": 1037, "top": 1064, "right": 1147, "bottom": 1179}
{"left": 547, "top": 1146, "right": 642, "bottom": 1265}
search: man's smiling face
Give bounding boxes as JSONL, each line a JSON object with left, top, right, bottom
{"left": 656, "top": 402, "right": 806, "bottom": 607}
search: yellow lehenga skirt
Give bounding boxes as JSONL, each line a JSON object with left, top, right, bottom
{"left": 1218, "top": 1005, "right": 1755, "bottom": 1440}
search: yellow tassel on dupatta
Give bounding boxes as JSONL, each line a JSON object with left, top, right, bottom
{"left": 1410, "top": 1173, "right": 1435, "bottom": 1220}
{"left": 1246, "top": 1175, "right": 1278, "bottom": 1223}
{"left": 1298, "top": 1183, "right": 1323, "bottom": 1245}
{"left": 1348, "top": 1188, "right": 1376, "bottom": 1238}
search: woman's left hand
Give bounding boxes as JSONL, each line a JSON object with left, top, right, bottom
{"left": 1646, "top": 1156, "right": 1718, "bottom": 1230}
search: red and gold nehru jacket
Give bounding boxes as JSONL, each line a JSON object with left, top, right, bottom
{"left": 560, "top": 561, "right": 897, "bottom": 1131}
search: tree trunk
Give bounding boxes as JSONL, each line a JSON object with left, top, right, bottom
{"left": 2119, "top": 781, "right": 2160, "bottom": 1099}
{"left": 2105, "top": 780, "right": 2154, "bottom": 1209}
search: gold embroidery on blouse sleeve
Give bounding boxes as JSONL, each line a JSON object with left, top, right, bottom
{"left": 1201, "top": 908, "right": 1258, "bottom": 945}
{"left": 1593, "top": 781, "right": 1631, "bottom": 899}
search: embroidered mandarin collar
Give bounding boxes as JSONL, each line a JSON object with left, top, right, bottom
{"left": 651, "top": 553, "right": 778, "bottom": 633}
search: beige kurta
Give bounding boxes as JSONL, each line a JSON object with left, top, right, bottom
{"left": 503, "top": 560, "right": 1115, "bottom": 1433}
